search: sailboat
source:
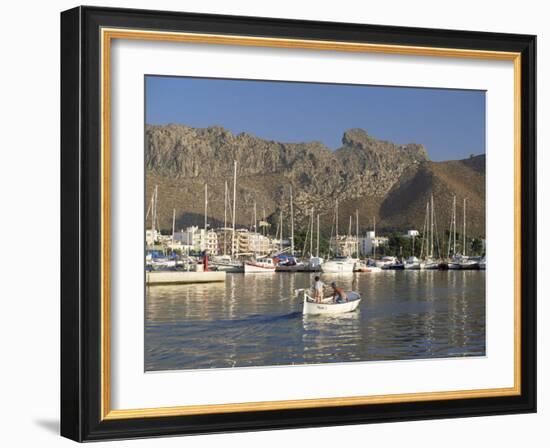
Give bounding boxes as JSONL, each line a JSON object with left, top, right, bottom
{"left": 353, "top": 210, "right": 381, "bottom": 272}
{"left": 458, "top": 198, "right": 479, "bottom": 270}
{"left": 404, "top": 256, "right": 421, "bottom": 270}
{"left": 307, "top": 212, "right": 324, "bottom": 270}
{"left": 321, "top": 199, "right": 355, "bottom": 273}
{"left": 144, "top": 185, "right": 178, "bottom": 270}
{"left": 422, "top": 194, "right": 440, "bottom": 270}
{"left": 275, "top": 187, "right": 305, "bottom": 272}
{"left": 300, "top": 208, "right": 323, "bottom": 271}
{"left": 403, "top": 228, "right": 421, "bottom": 269}
{"left": 211, "top": 161, "right": 244, "bottom": 272}
{"left": 447, "top": 195, "right": 462, "bottom": 270}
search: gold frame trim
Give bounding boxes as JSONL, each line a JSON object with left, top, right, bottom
{"left": 100, "top": 28, "right": 522, "bottom": 421}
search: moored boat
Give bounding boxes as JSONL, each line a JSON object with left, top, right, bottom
{"left": 423, "top": 258, "right": 440, "bottom": 270}
{"left": 354, "top": 259, "right": 383, "bottom": 272}
{"left": 385, "top": 260, "right": 405, "bottom": 270}
{"left": 244, "top": 257, "right": 276, "bottom": 273}
{"left": 404, "top": 256, "right": 422, "bottom": 270}
{"left": 275, "top": 255, "right": 306, "bottom": 272}
{"left": 375, "top": 256, "right": 397, "bottom": 268}
{"left": 479, "top": 257, "right": 486, "bottom": 270}
{"left": 447, "top": 257, "right": 462, "bottom": 270}
{"left": 459, "top": 258, "right": 479, "bottom": 270}
{"left": 211, "top": 255, "right": 244, "bottom": 272}
{"left": 321, "top": 256, "right": 355, "bottom": 273}
{"left": 305, "top": 256, "right": 324, "bottom": 272}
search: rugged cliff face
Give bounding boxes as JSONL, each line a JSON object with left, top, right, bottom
{"left": 145, "top": 124, "right": 485, "bottom": 237}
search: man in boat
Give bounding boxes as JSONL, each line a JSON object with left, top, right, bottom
{"left": 313, "top": 276, "right": 324, "bottom": 303}
{"left": 330, "top": 282, "right": 348, "bottom": 303}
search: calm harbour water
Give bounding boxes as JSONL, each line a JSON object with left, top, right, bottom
{"left": 145, "top": 271, "right": 485, "bottom": 371}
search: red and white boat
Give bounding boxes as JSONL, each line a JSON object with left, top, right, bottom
{"left": 244, "top": 257, "right": 276, "bottom": 273}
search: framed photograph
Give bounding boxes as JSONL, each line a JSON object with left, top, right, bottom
{"left": 61, "top": 6, "right": 536, "bottom": 442}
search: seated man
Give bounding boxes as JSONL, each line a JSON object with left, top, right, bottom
{"left": 330, "top": 282, "right": 348, "bottom": 303}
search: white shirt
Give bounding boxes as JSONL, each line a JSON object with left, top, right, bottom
{"left": 314, "top": 280, "right": 324, "bottom": 291}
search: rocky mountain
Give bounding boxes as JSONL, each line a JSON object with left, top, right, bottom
{"left": 145, "top": 124, "right": 485, "bottom": 237}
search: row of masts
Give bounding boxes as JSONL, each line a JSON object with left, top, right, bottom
{"left": 420, "top": 193, "right": 470, "bottom": 260}
{"left": 150, "top": 161, "right": 474, "bottom": 260}
{"left": 154, "top": 160, "right": 320, "bottom": 258}
{"left": 327, "top": 198, "right": 364, "bottom": 258}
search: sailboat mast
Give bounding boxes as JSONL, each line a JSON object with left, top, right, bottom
{"left": 223, "top": 181, "right": 228, "bottom": 256}
{"left": 420, "top": 203, "right": 429, "bottom": 258}
{"left": 290, "top": 186, "right": 294, "bottom": 256}
{"left": 348, "top": 216, "right": 352, "bottom": 257}
{"left": 453, "top": 195, "right": 457, "bottom": 255}
{"left": 152, "top": 185, "right": 158, "bottom": 235}
{"left": 171, "top": 208, "right": 175, "bottom": 247}
{"left": 356, "top": 209, "right": 359, "bottom": 258}
{"left": 331, "top": 199, "right": 340, "bottom": 256}
{"left": 373, "top": 216, "right": 376, "bottom": 258}
{"left": 204, "top": 183, "right": 208, "bottom": 228}
{"left": 430, "top": 194, "right": 434, "bottom": 258}
{"left": 316, "top": 214, "right": 320, "bottom": 258}
{"left": 279, "top": 210, "right": 283, "bottom": 254}
{"left": 463, "top": 197, "right": 467, "bottom": 256}
{"left": 310, "top": 208, "right": 314, "bottom": 256}
{"left": 253, "top": 201, "right": 257, "bottom": 234}
{"left": 231, "top": 160, "right": 237, "bottom": 259}
{"left": 336, "top": 200, "right": 339, "bottom": 239}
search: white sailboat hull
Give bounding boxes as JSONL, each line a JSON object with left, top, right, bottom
{"left": 404, "top": 262, "right": 422, "bottom": 270}
{"left": 459, "top": 260, "right": 479, "bottom": 270}
{"left": 321, "top": 260, "right": 355, "bottom": 273}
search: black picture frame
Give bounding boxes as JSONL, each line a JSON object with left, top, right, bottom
{"left": 61, "top": 5, "right": 536, "bottom": 442}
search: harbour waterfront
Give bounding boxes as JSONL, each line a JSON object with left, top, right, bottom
{"left": 145, "top": 271, "right": 485, "bottom": 371}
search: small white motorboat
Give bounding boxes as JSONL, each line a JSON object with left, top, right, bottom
{"left": 296, "top": 289, "right": 362, "bottom": 315}
{"left": 244, "top": 257, "right": 276, "bottom": 273}
{"left": 211, "top": 255, "right": 244, "bottom": 272}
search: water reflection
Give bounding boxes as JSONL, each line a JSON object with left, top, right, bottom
{"left": 145, "top": 271, "right": 486, "bottom": 371}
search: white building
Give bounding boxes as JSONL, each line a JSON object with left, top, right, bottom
{"left": 215, "top": 228, "right": 278, "bottom": 257}
{"left": 248, "top": 233, "right": 272, "bottom": 255}
{"left": 173, "top": 227, "right": 196, "bottom": 247}
{"left": 360, "top": 231, "right": 389, "bottom": 256}
{"left": 405, "top": 229, "right": 420, "bottom": 238}
{"left": 173, "top": 226, "right": 219, "bottom": 254}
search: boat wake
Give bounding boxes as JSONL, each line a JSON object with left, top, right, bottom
{"left": 245, "top": 311, "right": 302, "bottom": 324}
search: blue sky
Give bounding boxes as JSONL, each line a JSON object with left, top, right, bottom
{"left": 145, "top": 76, "right": 485, "bottom": 161}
